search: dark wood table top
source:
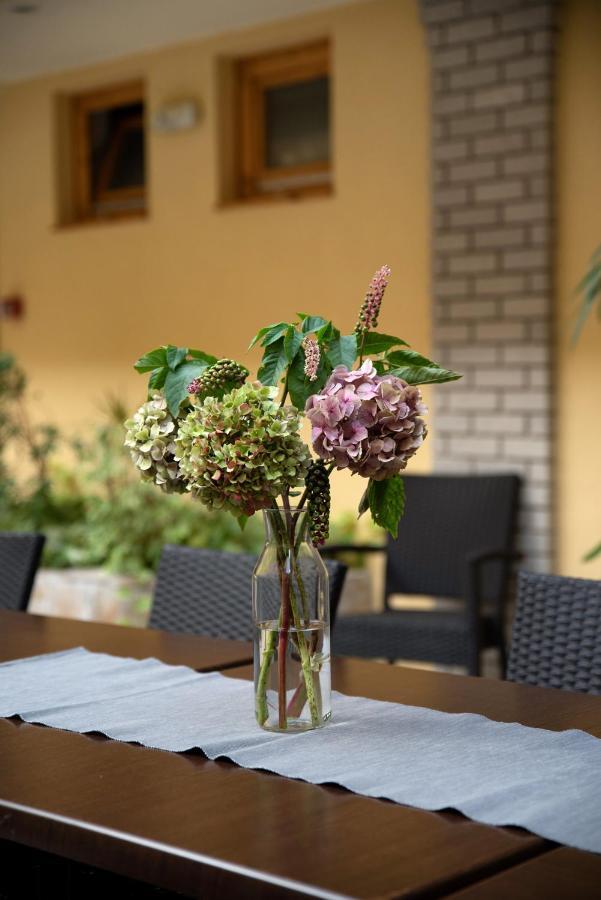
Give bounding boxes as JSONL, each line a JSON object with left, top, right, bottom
{"left": 1, "top": 621, "right": 600, "bottom": 899}
{"left": 0, "top": 609, "right": 253, "bottom": 671}
{"left": 445, "top": 847, "right": 601, "bottom": 899}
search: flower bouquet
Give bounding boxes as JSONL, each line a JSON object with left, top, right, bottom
{"left": 125, "top": 267, "right": 460, "bottom": 731}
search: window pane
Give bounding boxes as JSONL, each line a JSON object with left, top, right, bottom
{"left": 88, "top": 101, "right": 145, "bottom": 197}
{"left": 264, "top": 76, "right": 329, "bottom": 170}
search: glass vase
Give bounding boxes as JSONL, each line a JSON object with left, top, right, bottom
{"left": 252, "top": 507, "right": 331, "bottom": 732}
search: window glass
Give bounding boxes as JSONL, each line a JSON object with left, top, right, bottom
{"left": 264, "top": 76, "right": 330, "bottom": 170}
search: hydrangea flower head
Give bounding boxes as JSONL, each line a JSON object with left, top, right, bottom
{"left": 175, "top": 382, "right": 311, "bottom": 516}
{"left": 305, "top": 359, "right": 427, "bottom": 480}
{"left": 124, "top": 394, "right": 187, "bottom": 493}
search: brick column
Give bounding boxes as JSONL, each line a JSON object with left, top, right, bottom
{"left": 419, "top": 0, "right": 557, "bottom": 572}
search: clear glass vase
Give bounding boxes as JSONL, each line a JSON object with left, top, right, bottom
{"left": 252, "top": 507, "right": 331, "bottom": 732}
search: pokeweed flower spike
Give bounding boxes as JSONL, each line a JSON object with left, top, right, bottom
{"left": 302, "top": 336, "right": 320, "bottom": 382}
{"left": 188, "top": 359, "right": 249, "bottom": 398}
{"left": 306, "top": 459, "right": 331, "bottom": 545}
{"left": 354, "top": 265, "right": 391, "bottom": 334}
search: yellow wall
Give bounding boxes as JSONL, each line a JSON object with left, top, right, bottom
{"left": 0, "top": 0, "right": 431, "bottom": 517}
{"left": 556, "top": 0, "right": 601, "bottom": 577}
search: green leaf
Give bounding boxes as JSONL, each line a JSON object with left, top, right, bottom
{"left": 188, "top": 349, "right": 218, "bottom": 365}
{"left": 148, "top": 367, "right": 167, "bottom": 391}
{"left": 236, "top": 514, "right": 249, "bottom": 531}
{"left": 166, "top": 346, "right": 188, "bottom": 371}
{"left": 316, "top": 321, "right": 335, "bottom": 343}
{"left": 583, "top": 540, "right": 601, "bottom": 563}
{"left": 164, "top": 361, "right": 211, "bottom": 416}
{"left": 284, "top": 325, "right": 303, "bottom": 363}
{"left": 386, "top": 349, "right": 462, "bottom": 385}
{"left": 134, "top": 347, "right": 168, "bottom": 373}
{"left": 326, "top": 333, "right": 358, "bottom": 369}
{"left": 287, "top": 351, "right": 329, "bottom": 410}
{"left": 257, "top": 338, "right": 289, "bottom": 386}
{"left": 264, "top": 324, "right": 292, "bottom": 347}
{"left": 357, "top": 487, "right": 370, "bottom": 518}
{"left": 360, "top": 332, "right": 408, "bottom": 356}
{"left": 572, "top": 246, "right": 601, "bottom": 342}
{"left": 366, "top": 476, "right": 405, "bottom": 538}
{"left": 300, "top": 315, "right": 328, "bottom": 334}
{"left": 248, "top": 322, "right": 290, "bottom": 350}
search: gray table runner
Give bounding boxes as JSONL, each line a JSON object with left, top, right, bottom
{"left": 2, "top": 647, "right": 600, "bottom": 854}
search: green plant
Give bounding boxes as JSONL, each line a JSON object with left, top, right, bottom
{"left": 0, "top": 355, "right": 263, "bottom": 577}
{"left": 573, "top": 246, "right": 601, "bottom": 342}
{"left": 572, "top": 249, "right": 601, "bottom": 562}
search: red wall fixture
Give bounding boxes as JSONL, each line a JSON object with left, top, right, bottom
{"left": 0, "top": 295, "right": 24, "bottom": 320}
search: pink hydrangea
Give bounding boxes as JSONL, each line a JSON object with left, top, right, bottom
{"left": 305, "top": 359, "right": 427, "bottom": 480}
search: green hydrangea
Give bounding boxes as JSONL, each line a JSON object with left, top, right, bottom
{"left": 175, "top": 382, "right": 311, "bottom": 516}
{"left": 124, "top": 393, "right": 186, "bottom": 493}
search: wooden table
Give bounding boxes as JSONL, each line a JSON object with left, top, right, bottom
{"left": 0, "top": 609, "right": 253, "bottom": 671}
{"left": 446, "top": 848, "right": 601, "bottom": 899}
{"left": 1, "top": 617, "right": 600, "bottom": 898}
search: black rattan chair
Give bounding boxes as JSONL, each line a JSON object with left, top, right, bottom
{"left": 0, "top": 531, "right": 45, "bottom": 612}
{"left": 329, "top": 474, "right": 520, "bottom": 676}
{"left": 150, "top": 545, "right": 347, "bottom": 641}
{"left": 508, "top": 571, "right": 601, "bottom": 694}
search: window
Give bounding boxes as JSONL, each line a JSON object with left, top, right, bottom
{"left": 70, "top": 81, "right": 146, "bottom": 223}
{"left": 236, "top": 41, "right": 331, "bottom": 201}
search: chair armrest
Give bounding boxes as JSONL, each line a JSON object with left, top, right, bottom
{"left": 466, "top": 548, "right": 522, "bottom": 567}
{"left": 463, "top": 547, "right": 521, "bottom": 625}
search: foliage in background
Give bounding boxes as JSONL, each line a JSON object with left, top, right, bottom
{"left": 0, "top": 354, "right": 263, "bottom": 578}
{"left": 573, "top": 245, "right": 601, "bottom": 342}
{"left": 572, "top": 248, "right": 601, "bottom": 562}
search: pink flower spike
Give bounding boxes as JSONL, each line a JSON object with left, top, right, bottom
{"left": 355, "top": 265, "right": 391, "bottom": 334}
{"left": 302, "top": 336, "right": 320, "bottom": 381}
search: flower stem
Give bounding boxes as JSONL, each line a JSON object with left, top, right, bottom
{"left": 256, "top": 628, "right": 276, "bottom": 725}
{"left": 279, "top": 374, "right": 289, "bottom": 408}
{"left": 278, "top": 565, "right": 291, "bottom": 729}
{"left": 358, "top": 330, "right": 366, "bottom": 366}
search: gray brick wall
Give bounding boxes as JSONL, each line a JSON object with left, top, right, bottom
{"left": 420, "top": 0, "right": 557, "bottom": 572}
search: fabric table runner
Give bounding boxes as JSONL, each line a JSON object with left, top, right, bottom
{"left": 1, "top": 648, "right": 600, "bottom": 854}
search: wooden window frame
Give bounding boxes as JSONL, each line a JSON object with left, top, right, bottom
{"left": 236, "top": 40, "right": 331, "bottom": 202}
{"left": 71, "top": 80, "right": 146, "bottom": 223}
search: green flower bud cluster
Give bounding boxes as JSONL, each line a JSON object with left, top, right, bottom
{"left": 188, "top": 359, "right": 249, "bottom": 399}
{"left": 175, "top": 382, "right": 311, "bottom": 517}
{"left": 306, "top": 459, "right": 331, "bottom": 545}
{"left": 124, "top": 394, "right": 187, "bottom": 493}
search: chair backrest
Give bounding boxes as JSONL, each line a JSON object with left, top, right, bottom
{"left": 0, "top": 531, "right": 45, "bottom": 612}
{"left": 384, "top": 474, "right": 520, "bottom": 603}
{"left": 508, "top": 571, "right": 601, "bottom": 694}
{"left": 150, "top": 545, "right": 347, "bottom": 641}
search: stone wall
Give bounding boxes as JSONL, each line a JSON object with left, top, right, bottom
{"left": 420, "top": 0, "right": 557, "bottom": 571}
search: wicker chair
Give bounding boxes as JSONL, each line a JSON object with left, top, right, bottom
{"left": 508, "top": 571, "right": 601, "bottom": 694}
{"left": 328, "top": 474, "right": 520, "bottom": 676}
{"left": 150, "top": 545, "right": 347, "bottom": 641}
{"left": 0, "top": 531, "right": 45, "bottom": 612}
